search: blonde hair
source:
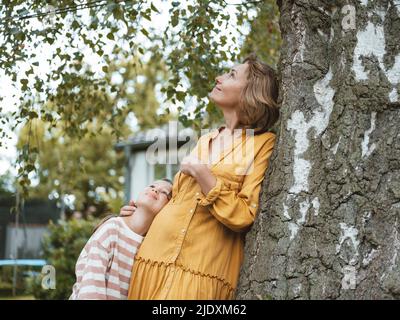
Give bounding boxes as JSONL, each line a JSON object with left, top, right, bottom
{"left": 237, "top": 53, "right": 280, "bottom": 135}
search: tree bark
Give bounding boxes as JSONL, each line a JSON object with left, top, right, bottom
{"left": 237, "top": 0, "right": 400, "bottom": 299}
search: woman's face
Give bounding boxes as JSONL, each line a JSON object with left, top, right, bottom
{"left": 136, "top": 180, "right": 172, "bottom": 215}
{"left": 209, "top": 62, "right": 249, "bottom": 109}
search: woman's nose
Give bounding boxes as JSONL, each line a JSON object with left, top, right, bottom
{"left": 215, "top": 75, "right": 222, "bottom": 84}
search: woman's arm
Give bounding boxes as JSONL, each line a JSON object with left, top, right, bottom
{"left": 180, "top": 155, "right": 217, "bottom": 195}
{"left": 182, "top": 134, "right": 276, "bottom": 232}
{"left": 194, "top": 168, "right": 217, "bottom": 195}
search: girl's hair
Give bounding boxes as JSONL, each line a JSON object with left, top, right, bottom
{"left": 92, "top": 177, "right": 173, "bottom": 234}
{"left": 92, "top": 214, "right": 118, "bottom": 234}
{"left": 237, "top": 53, "right": 280, "bottom": 135}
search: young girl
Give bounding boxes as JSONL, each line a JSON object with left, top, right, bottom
{"left": 69, "top": 178, "right": 172, "bottom": 300}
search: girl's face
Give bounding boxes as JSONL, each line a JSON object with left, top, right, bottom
{"left": 136, "top": 180, "right": 172, "bottom": 215}
{"left": 209, "top": 62, "right": 249, "bottom": 109}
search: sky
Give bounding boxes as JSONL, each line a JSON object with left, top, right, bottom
{"left": 0, "top": 0, "right": 253, "bottom": 179}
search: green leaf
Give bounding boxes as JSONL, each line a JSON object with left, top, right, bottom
{"left": 71, "top": 20, "right": 80, "bottom": 30}
{"left": 151, "top": 3, "right": 160, "bottom": 14}
{"left": 112, "top": 6, "right": 123, "bottom": 20}
{"left": 44, "top": 113, "right": 53, "bottom": 122}
{"left": 171, "top": 12, "right": 179, "bottom": 27}
{"left": 141, "top": 11, "right": 151, "bottom": 21}
{"left": 28, "top": 111, "right": 38, "bottom": 119}
{"left": 26, "top": 164, "right": 35, "bottom": 172}
{"left": 16, "top": 32, "right": 26, "bottom": 41}
{"left": 140, "top": 28, "right": 149, "bottom": 38}
{"left": 25, "top": 68, "right": 34, "bottom": 76}
{"left": 176, "top": 91, "right": 186, "bottom": 102}
{"left": 129, "top": 9, "right": 138, "bottom": 19}
{"left": 106, "top": 32, "right": 115, "bottom": 40}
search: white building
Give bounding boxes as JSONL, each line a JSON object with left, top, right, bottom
{"left": 115, "top": 123, "right": 197, "bottom": 202}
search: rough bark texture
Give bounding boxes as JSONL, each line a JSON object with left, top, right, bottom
{"left": 237, "top": 0, "right": 400, "bottom": 299}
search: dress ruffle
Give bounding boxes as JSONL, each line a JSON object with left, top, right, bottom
{"left": 128, "top": 256, "right": 235, "bottom": 300}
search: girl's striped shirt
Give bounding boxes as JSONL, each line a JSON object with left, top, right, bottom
{"left": 70, "top": 217, "right": 143, "bottom": 300}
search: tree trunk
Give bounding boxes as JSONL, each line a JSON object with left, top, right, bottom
{"left": 237, "top": 0, "right": 400, "bottom": 299}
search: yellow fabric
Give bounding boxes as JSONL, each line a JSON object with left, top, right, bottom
{"left": 128, "top": 128, "right": 276, "bottom": 300}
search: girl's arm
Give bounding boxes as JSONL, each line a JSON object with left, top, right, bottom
{"left": 71, "top": 226, "right": 112, "bottom": 300}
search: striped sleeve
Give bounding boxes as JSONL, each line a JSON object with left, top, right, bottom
{"left": 74, "top": 238, "right": 110, "bottom": 300}
{"left": 70, "top": 217, "right": 144, "bottom": 300}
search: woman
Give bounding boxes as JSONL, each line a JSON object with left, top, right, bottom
{"left": 126, "top": 53, "right": 279, "bottom": 299}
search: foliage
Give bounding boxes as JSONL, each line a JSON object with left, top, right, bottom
{"left": 16, "top": 53, "right": 172, "bottom": 214}
{"left": 17, "top": 119, "right": 126, "bottom": 215}
{"left": 239, "top": 0, "right": 281, "bottom": 68}
{"left": 0, "top": 265, "right": 25, "bottom": 296}
{"left": 0, "top": 170, "right": 15, "bottom": 197}
{"left": 28, "top": 217, "right": 99, "bottom": 300}
{"left": 0, "top": 264, "right": 41, "bottom": 298}
{"left": 0, "top": 0, "right": 280, "bottom": 195}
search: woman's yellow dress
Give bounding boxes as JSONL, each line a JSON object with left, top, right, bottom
{"left": 128, "top": 127, "right": 276, "bottom": 299}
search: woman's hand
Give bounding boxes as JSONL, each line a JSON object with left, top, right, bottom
{"left": 180, "top": 155, "right": 217, "bottom": 195}
{"left": 119, "top": 200, "right": 136, "bottom": 217}
{"left": 180, "top": 155, "right": 207, "bottom": 177}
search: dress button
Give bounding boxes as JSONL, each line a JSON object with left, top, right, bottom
{"left": 190, "top": 209, "right": 193, "bottom": 213}
{"left": 195, "top": 192, "right": 200, "bottom": 196}
{"left": 181, "top": 229, "right": 186, "bottom": 233}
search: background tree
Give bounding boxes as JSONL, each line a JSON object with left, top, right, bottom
{"left": 18, "top": 119, "right": 126, "bottom": 216}
{"left": 237, "top": 0, "right": 400, "bottom": 299}
{"left": 16, "top": 52, "right": 171, "bottom": 216}
{"left": 1, "top": 0, "right": 280, "bottom": 194}
{"left": 239, "top": 0, "right": 281, "bottom": 67}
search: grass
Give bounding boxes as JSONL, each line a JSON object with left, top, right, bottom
{"left": 1, "top": 294, "right": 35, "bottom": 300}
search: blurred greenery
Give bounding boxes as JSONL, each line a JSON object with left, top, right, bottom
{"left": 0, "top": 265, "right": 38, "bottom": 298}
{"left": 28, "top": 217, "right": 98, "bottom": 300}
{"left": 239, "top": 0, "right": 281, "bottom": 68}
{"left": 0, "top": 170, "right": 15, "bottom": 198}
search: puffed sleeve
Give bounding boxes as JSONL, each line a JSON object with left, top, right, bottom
{"left": 197, "top": 133, "right": 276, "bottom": 232}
